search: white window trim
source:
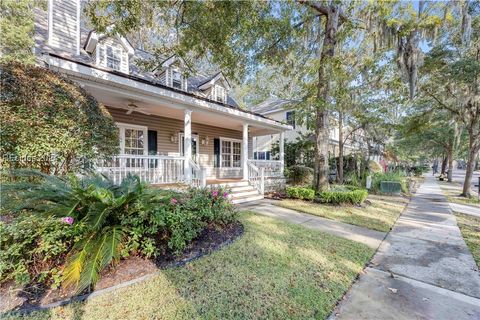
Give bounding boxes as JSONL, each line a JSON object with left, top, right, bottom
{"left": 170, "top": 68, "right": 184, "bottom": 90}
{"left": 214, "top": 84, "right": 227, "bottom": 103}
{"left": 96, "top": 43, "right": 129, "bottom": 74}
{"left": 178, "top": 133, "right": 199, "bottom": 160}
{"left": 116, "top": 122, "right": 148, "bottom": 155}
{"left": 219, "top": 137, "right": 242, "bottom": 168}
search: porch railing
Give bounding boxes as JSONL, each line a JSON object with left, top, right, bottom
{"left": 189, "top": 159, "right": 206, "bottom": 187}
{"left": 96, "top": 155, "right": 185, "bottom": 185}
{"left": 249, "top": 160, "right": 283, "bottom": 177}
{"left": 247, "top": 160, "right": 264, "bottom": 195}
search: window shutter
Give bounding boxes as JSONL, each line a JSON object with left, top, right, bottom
{"left": 213, "top": 138, "right": 220, "bottom": 167}
{"left": 148, "top": 130, "right": 157, "bottom": 155}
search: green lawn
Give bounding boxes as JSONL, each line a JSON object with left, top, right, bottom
{"left": 277, "top": 195, "right": 409, "bottom": 232}
{"left": 454, "top": 212, "right": 480, "bottom": 268}
{"left": 438, "top": 181, "right": 480, "bottom": 208}
{"left": 5, "top": 212, "right": 373, "bottom": 320}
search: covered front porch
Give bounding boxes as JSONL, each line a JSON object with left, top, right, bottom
{"left": 86, "top": 82, "right": 286, "bottom": 193}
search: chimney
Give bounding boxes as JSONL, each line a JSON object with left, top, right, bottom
{"left": 47, "top": 0, "right": 80, "bottom": 55}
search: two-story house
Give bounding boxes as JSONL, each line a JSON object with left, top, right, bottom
{"left": 32, "top": 0, "right": 292, "bottom": 203}
{"left": 251, "top": 98, "right": 383, "bottom": 164}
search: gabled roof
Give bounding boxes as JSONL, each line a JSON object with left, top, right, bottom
{"left": 84, "top": 30, "right": 135, "bottom": 56}
{"left": 33, "top": 7, "right": 240, "bottom": 110}
{"left": 251, "top": 98, "right": 297, "bottom": 114}
{"left": 197, "top": 72, "right": 231, "bottom": 90}
{"left": 159, "top": 54, "right": 186, "bottom": 68}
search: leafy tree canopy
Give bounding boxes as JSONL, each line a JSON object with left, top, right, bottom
{"left": 0, "top": 0, "right": 35, "bottom": 64}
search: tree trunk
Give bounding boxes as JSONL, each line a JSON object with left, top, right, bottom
{"left": 447, "top": 147, "right": 454, "bottom": 182}
{"left": 313, "top": 5, "right": 340, "bottom": 192}
{"left": 441, "top": 155, "right": 447, "bottom": 175}
{"left": 337, "top": 111, "right": 344, "bottom": 184}
{"left": 461, "top": 135, "right": 480, "bottom": 197}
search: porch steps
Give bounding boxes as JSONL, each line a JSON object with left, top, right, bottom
{"left": 209, "top": 180, "right": 264, "bottom": 204}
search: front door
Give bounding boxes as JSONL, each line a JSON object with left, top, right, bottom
{"left": 180, "top": 134, "right": 199, "bottom": 163}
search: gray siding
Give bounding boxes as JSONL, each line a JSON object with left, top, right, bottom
{"left": 107, "top": 106, "right": 253, "bottom": 179}
{"left": 49, "top": 0, "right": 79, "bottom": 54}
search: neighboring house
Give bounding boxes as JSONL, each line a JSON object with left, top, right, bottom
{"left": 251, "top": 98, "right": 383, "bottom": 163}
{"left": 33, "top": 1, "right": 291, "bottom": 203}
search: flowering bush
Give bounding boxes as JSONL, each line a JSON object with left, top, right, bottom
{"left": 0, "top": 214, "right": 86, "bottom": 287}
{"left": 1, "top": 171, "right": 237, "bottom": 294}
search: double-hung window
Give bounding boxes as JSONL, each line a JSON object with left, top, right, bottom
{"left": 106, "top": 46, "right": 122, "bottom": 71}
{"left": 171, "top": 70, "right": 183, "bottom": 89}
{"left": 221, "top": 139, "right": 241, "bottom": 168}
{"left": 215, "top": 85, "right": 226, "bottom": 103}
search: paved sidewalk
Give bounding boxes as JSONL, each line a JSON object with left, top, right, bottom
{"left": 332, "top": 175, "right": 480, "bottom": 320}
{"left": 239, "top": 200, "right": 386, "bottom": 249}
{"left": 449, "top": 202, "right": 480, "bottom": 218}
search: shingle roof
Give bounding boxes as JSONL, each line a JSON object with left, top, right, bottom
{"left": 34, "top": 8, "right": 240, "bottom": 109}
{"left": 250, "top": 98, "right": 296, "bottom": 114}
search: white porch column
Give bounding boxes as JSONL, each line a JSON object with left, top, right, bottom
{"left": 279, "top": 132, "right": 285, "bottom": 174}
{"left": 242, "top": 123, "right": 249, "bottom": 180}
{"left": 184, "top": 109, "right": 192, "bottom": 182}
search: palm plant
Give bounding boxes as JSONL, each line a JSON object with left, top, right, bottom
{"left": 1, "top": 170, "right": 146, "bottom": 293}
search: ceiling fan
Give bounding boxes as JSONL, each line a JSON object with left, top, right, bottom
{"left": 125, "top": 101, "right": 151, "bottom": 115}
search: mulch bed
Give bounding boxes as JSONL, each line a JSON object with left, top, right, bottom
{"left": 1, "top": 221, "right": 244, "bottom": 313}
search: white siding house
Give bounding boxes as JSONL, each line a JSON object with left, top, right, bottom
{"left": 33, "top": 1, "right": 292, "bottom": 203}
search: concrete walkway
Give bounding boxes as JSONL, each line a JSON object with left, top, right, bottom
{"left": 332, "top": 175, "right": 480, "bottom": 320}
{"left": 239, "top": 200, "right": 386, "bottom": 249}
{"left": 449, "top": 202, "right": 480, "bottom": 218}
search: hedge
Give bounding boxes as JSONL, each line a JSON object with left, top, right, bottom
{"left": 286, "top": 186, "right": 315, "bottom": 201}
{"left": 317, "top": 189, "right": 368, "bottom": 205}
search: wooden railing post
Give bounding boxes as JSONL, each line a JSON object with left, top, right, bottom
{"left": 260, "top": 167, "right": 265, "bottom": 195}
{"left": 200, "top": 168, "right": 207, "bottom": 187}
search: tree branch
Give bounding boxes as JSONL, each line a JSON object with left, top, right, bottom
{"left": 298, "top": 0, "right": 348, "bottom": 22}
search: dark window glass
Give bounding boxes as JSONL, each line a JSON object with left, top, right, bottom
{"left": 286, "top": 111, "right": 296, "bottom": 128}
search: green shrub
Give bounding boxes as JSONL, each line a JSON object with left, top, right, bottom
{"left": 0, "top": 62, "right": 119, "bottom": 175}
{"left": 411, "top": 166, "right": 428, "bottom": 177}
{"left": 0, "top": 214, "right": 86, "bottom": 287}
{"left": 286, "top": 186, "right": 315, "bottom": 201}
{"left": 1, "top": 170, "right": 237, "bottom": 294}
{"left": 317, "top": 189, "right": 368, "bottom": 205}
{"left": 286, "top": 165, "right": 314, "bottom": 185}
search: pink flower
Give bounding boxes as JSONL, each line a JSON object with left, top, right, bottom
{"left": 61, "top": 217, "right": 74, "bottom": 225}
{"left": 211, "top": 190, "right": 218, "bottom": 197}
{"left": 223, "top": 192, "right": 229, "bottom": 198}
{"left": 170, "top": 198, "right": 178, "bottom": 205}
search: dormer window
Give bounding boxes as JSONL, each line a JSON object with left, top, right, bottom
{"left": 106, "top": 46, "right": 121, "bottom": 70}
{"left": 92, "top": 36, "right": 132, "bottom": 74}
{"left": 214, "top": 85, "right": 226, "bottom": 103}
{"left": 172, "top": 69, "right": 183, "bottom": 90}
{"left": 98, "top": 45, "right": 123, "bottom": 71}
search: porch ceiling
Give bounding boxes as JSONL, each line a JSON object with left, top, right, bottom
{"left": 82, "top": 81, "right": 281, "bottom": 136}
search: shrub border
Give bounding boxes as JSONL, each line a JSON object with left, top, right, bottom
{"left": 2, "top": 223, "right": 244, "bottom": 316}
